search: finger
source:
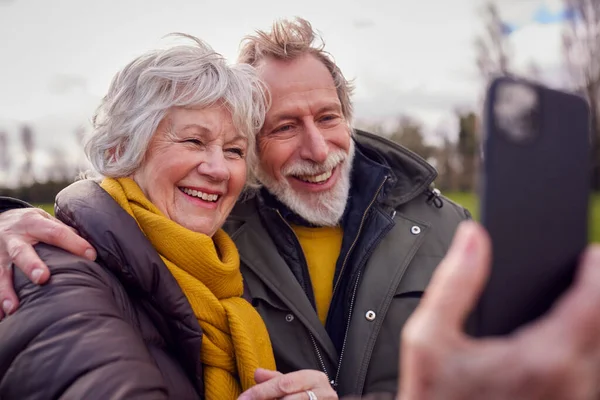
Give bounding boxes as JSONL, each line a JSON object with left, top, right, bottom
{"left": 417, "top": 221, "right": 492, "bottom": 330}
{"left": 281, "top": 387, "right": 338, "bottom": 400}
{"left": 47, "top": 214, "right": 80, "bottom": 236}
{"left": 254, "top": 368, "right": 282, "bottom": 384}
{"left": 530, "top": 245, "right": 600, "bottom": 352}
{"left": 29, "top": 218, "right": 96, "bottom": 262}
{"left": 0, "top": 263, "right": 17, "bottom": 318}
{"left": 238, "top": 370, "right": 325, "bottom": 400}
{"left": 5, "top": 237, "right": 50, "bottom": 285}
{"left": 281, "top": 389, "right": 336, "bottom": 400}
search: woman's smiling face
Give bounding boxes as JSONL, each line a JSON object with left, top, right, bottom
{"left": 132, "top": 105, "right": 248, "bottom": 236}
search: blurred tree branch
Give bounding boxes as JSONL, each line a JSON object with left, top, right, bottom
{"left": 475, "top": 2, "right": 513, "bottom": 80}
{"left": 563, "top": 0, "right": 600, "bottom": 189}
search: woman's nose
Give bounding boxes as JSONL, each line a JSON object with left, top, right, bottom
{"left": 197, "top": 148, "right": 230, "bottom": 181}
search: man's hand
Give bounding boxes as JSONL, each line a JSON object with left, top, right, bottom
{"left": 400, "top": 221, "right": 600, "bottom": 400}
{"left": 0, "top": 208, "right": 96, "bottom": 319}
{"left": 238, "top": 368, "right": 338, "bottom": 400}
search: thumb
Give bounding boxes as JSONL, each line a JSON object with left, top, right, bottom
{"left": 418, "top": 221, "right": 492, "bottom": 330}
{"left": 254, "top": 368, "right": 281, "bottom": 384}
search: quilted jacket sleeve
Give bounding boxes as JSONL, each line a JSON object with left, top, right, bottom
{"left": 0, "top": 244, "right": 169, "bottom": 400}
{"left": 0, "top": 196, "right": 32, "bottom": 213}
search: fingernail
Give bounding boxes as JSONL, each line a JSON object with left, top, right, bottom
{"left": 461, "top": 224, "right": 480, "bottom": 264}
{"left": 453, "top": 222, "right": 474, "bottom": 249}
{"left": 31, "top": 268, "right": 44, "bottom": 284}
{"left": 84, "top": 249, "right": 97, "bottom": 261}
{"left": 2, "top": 300, "right": 14, "bottom": 315}
{"left": 453, "top": 222, "right": 478, "bottom": 258}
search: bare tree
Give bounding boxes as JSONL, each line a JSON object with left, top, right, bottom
{"left": 20, "top": 124, "right": 35, "bottom": 186}
{"left": 562, "top": 0, "right": 600, "bottom": 189}
{"left": 48, "top": 147, "right": 76, "bottom": 182}
{"left": 456, "top": 111, "right": 480, "bottom": 192}
{"left": 0, "top": 131, "right": 9, "bottom": 175}
{"left": 388, "top": 116, "right": 435, "bottom": 162}
{"left": 433, "top": 128, "right": 459, "bottom": 192}
{"left": 475, "top": 1, "right": 513, "bottom": 80}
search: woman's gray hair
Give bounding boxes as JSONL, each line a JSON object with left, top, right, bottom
{"left": 84, "top": 33, "right": 268, "bottom": 186}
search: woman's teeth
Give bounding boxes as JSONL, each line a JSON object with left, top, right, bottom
{"left": 297, "top": 170, "right": 333, "bottom": 184}
{"left": 180, "top": 188, "right": 219, "bottom": 202}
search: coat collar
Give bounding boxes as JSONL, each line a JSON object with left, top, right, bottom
{"left": 231, "top": 129, "right": 438, "bottom": 223}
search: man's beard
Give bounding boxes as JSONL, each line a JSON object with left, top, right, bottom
{"left": 256, "top": 141, "right": 355, "bottom": 227}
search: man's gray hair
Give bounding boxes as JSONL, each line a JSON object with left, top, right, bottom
{"left": 238, "top": 17, "right": 354, "bottom": 128}
{"left": 84, "top": 34, "right": 268, "bottom": 186}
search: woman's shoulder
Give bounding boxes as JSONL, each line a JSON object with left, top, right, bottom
{"left": 50, "top": 180, "right": 202, "bottom": 339}
{"left": 54, "top": 180, "right": 163, "bottom": 287}
{"left": 31, "top": 243, "right": 123, "bottom": 290}
{"left": 14, "top": 244, "right": 130, "bottom": 318}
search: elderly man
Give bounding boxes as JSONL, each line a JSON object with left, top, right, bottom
{"left": 2, "top": 18, "right": 600, "bottom": 400}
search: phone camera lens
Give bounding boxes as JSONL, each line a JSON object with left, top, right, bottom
{"left": 493, "top": 82, "right": 540, "bottom": 143}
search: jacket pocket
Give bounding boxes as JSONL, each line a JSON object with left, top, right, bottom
{"left": 394, "top": 255, "right": 443, "bottom": 297}
{"left": 247, "top": 282, "right": 290, "bottom": 312}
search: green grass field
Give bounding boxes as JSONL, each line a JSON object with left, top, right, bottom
{"left": 444, "top": 192, "right": 600, "bottom": 243}
{"left": 33, "top": 204, "right": 55, "bottom": 215}
{"left": 33, "top": 193, "right": 600, "bottom": 242}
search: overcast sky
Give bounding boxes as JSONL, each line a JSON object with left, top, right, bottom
{"left": 0, "top": 0, "right": 568, "bottom": 184}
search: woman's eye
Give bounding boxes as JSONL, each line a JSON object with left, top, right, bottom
{"left": 226, "top": 148, "right": 245, "bottom": 158}
{"left": 183, "top": 138, "right": 203, "bottom": 146}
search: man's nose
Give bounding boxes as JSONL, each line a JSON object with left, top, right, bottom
{"left": 197, "top": 148, "right": 230, "bottom": 181}
{"left": 299, "top": 122, "right": 328, "bottom": 164}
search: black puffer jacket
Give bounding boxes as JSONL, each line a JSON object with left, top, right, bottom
{"left": 0, "top": 180, "right": 204, "bottom": 399}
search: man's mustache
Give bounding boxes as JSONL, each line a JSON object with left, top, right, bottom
{"left": 282, "top": 150, "right": 347, "bottom": 177}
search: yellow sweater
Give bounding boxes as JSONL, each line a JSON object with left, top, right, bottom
{"left": 291, "top": 224, "right": 343, "bottom": 325}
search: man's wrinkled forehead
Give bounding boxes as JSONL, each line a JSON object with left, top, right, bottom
{"left": 259, "top": 55, "right": 339, "bottom": 109}
{"left": 257, "top": 54, "right": 335, "bottom": 90}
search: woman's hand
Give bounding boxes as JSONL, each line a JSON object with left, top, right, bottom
{"left": 238, "top": 368, "right": 337, "bottom": 400}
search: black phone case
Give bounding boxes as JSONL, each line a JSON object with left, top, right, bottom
{"left": 472, "top": 76, "right": 591, "bottom": 337}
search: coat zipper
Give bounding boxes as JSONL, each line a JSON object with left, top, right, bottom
{"left": 309, "top": 332, "right": 334, "bottom": 385}
{"left": 275, "top": 210, "right": 334, "bottom": 385}
{"left": 275, "top": 209, "right": 314, "bottom": 299}
{"left": 330, "top": 175, "right": 388, "bottom": 388}
{"left": 332, "top": 176, "right": 388, "bottom": 296}
{"left": 274, "top": 175, "right": 388, "bottom": 390}
{"left": 333, "top": 270, "right": 361, "bottom": 388}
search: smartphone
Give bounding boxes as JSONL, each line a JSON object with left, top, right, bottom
{"left": 471, "top": 76, "right": 591, "bottom": 337}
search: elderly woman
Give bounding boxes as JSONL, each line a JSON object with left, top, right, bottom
{"left": 0, "top": 36, "right": 335, "bottom": 400}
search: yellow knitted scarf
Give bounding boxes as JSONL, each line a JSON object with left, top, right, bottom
{"left": 100, "top": 177, "right": 276, "bottom": 400}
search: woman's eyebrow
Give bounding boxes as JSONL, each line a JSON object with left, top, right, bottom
{"left": 178, "top": 124, "right": 211, "bottom": 135}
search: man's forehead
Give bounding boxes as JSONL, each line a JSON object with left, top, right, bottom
{"left": 266, "top": 94, "right": 341, "bottom": 117}
{"left": 258, "top": 54, "right": 336, "bottom": 91}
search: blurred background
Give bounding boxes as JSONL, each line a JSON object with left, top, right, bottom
{"left": 0, "top": 0, "right": 598, "bottom": 236}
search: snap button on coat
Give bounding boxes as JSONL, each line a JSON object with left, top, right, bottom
{"left": 365, "top": 310, "right": 376, "bottom": 321}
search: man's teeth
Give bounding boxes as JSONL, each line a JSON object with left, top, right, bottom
{"left": 297, "top": 170, "right": 333, "bottom": 183}
{"left": 180, "top": 188, "right": 219, "bottom": 202}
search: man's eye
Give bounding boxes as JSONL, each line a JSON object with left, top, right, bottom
{"left": 273, "top": 124, "right": 293, "bottom": 134}
{"left": 320, "top": 115, "right": 339, "bottom": 123}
